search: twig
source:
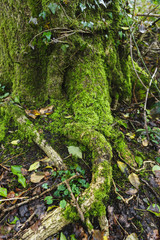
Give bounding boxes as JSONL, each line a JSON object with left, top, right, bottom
{"left": 13, "top": 211, "right": 36, "bottom": 238}
{"left": 2, "top": 152, "right": 24, "bottom": 164}
{"left": 144, "top": 67, "right": 157, "bottom": 140}
{"left": 130, "top": 32, "right": 159, "bottom": 101}
{"left": 114, "top": 214, "right": 129, "bottom": 235}
{"left": 132, "top": 0, "right": 136, "bottom": 19}
{"left": 136, "top": 13, "right": 160, "bottom": 17}
{"left": 141, "top": 178, "right": 160, "bottom": 203}
{"left": 64, "top": 179, "right": 85, "bottom": 222}
{"left": 59, "top": 2, "right": 71, "bottom": 21}
{"left": 112, "top": 179, "right": 135, "bottom": 204}
{"left": 0, "top": 197, "right": 28, "bottom": 202}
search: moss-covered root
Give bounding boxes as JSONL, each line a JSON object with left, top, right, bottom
{"left": 10, "top": 104, "right": 66, "bottom": 170}
{"left": 64, "top": 123, "right": 112, "bottom": 230}
{"left": 64, "top": 123, "right": 112, "bottom": 165}
{"left": 21, "top": 162, "right": 112, "bottom": 239}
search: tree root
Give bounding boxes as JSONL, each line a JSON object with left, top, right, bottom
{"left": 10, "top": 104, "right": 66, "bottom": 170}
{"left": 7, "top": 107, "right": 136, "bottom": 239}
{"left": 20, "top": 162, "right": 111, "bottom": 239}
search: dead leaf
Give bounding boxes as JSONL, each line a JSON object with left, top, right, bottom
{"left": 128, "top": 173, "right": 140, "bottom": 189}
{"left": 126, "top": 132, "right": 135, "bottom": 139}
{"left": 11, "top": 139, "right": 20, "bottom": 145}
{"left": 117, "top": 161, "right": 129, "bottom": 175}
{"left": 7, "top": 191, "right": 15, "bottom": 199}
{"left": 92, "top": 230, "right": 103, "bottom": 240}
{"left": 125, "top": 233, "right": 138, "bottom": 240}
{"left": 28, "top": 161, "right": 40, "bottom": 171}
{"left": 25, "top": 109, "right": 40, "bottom": 119}
{"left": 30, "top": 220, "right": 41, "bottom": 232}
{"left": 142, "top": 139, "right": 149, "bottom": 147}
{"left": 30, "top": 172, "right": 45, "bottom": 183}
{"left": 125, "top": 188, "right": 138, "bottom": 195}
{"left": 39, "top": 105, "right": 54, "bottom": 115}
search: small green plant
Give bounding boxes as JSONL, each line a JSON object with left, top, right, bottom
{"left": 44, "top": 196, "right": 53, "bottom": 205}
{"left": 44, "top": 165, "right": 89, "bottom": 208}
{"left": 136, "top": 127, "right": 160, "bottom": 145}
{"left": 0, "top": 83, "right": 9, "bottom": 100}
{"left": 11, "top": 165, "right": 27, "bottom": 188}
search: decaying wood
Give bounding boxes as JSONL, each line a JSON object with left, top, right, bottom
{"left": 21, "top": 207, "right": 71, "bottom": 240}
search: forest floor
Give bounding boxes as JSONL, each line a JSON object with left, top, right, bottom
{"left": 0, "top": 12, "right": 160, "bottom": 240}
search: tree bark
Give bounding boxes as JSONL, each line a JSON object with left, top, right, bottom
{"left": 0, "top": 0, "right": 146, "bottom": 238}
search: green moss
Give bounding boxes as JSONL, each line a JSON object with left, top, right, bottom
{"left": 63, "top": 205, "right": 79, "bottom": 221}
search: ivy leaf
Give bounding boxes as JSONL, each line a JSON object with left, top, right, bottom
{"left": 9, "top": 216, "right": 19, "bottom": 225}
{"left": 0, "top": 187, "right": 7, "bottom": 197}
{"left": 29, "top": 16, "right": 38, "bottom": 25}
{"left": 58, "top": 184, "right": 66, "bottom": 191}
{"left": 44, "top": 196, "right": 53, "bottom": 205}
{"left": 61, "top": 44, "right": 69, "bottom": 53}
{"left": 42, "top": 32, "right": 52, "bottom": 42}
{"left": 60, "top": 232, "right": 67, "bottom": 240}
{"left": 39, "top": 11, "right": 46, "bottom": 20}
{"left": 99, "top": 0, "right": 106, "bottom": 7}
{"left": 17, "top": 173, "right": 27, "bottom": 188}
{"left": 60, "top": 199, "right": 67, "bottom": 208}
{"left": 147, "top": 204, "right": 160, "bottom": 217}
{"left": 48, "top": 3, "right": 59, "bottom": 14}
{"left": 79, "top": 3, "right": 86, "bottom": 12}
{"left": 68, "top": 146, "right": 82, "bottom": 159}
{"left": 70, "top": 234, "right": 77, "bottom": 240}
{"left": 156, "top": 157, "right": 160, "bottom": 164}
{"left": 11, "top": 165, "right": 22, "bottom": 175}
{"left": 107, "top": 12, "right": 113, "bottom": 19}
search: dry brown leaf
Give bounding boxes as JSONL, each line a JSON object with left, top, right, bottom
{"left": 30, "top": 172, "right": 45, "bottom": 183}
{"left": 25, "top": 109, "right": 40, "bottom": 119}
{"left": 39, "top": 105, "right": 54, "bottom": 115}
{"left": 125, "top": 188, "right": 138, "bottom": 195}
{"left": 142, "top": 139, "right": 149, "bottom": 147}
{"left": 128, "top": 173, "right": 140, "bottom": 189}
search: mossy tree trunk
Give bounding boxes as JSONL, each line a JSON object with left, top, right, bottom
{"left": 0, "top": 0, "right": 142, "bottom": 238}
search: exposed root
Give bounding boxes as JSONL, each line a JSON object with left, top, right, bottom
{"left": 10, "top": 104, "right": 66, "bottom": 170}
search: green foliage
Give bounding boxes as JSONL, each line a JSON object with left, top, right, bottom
{"left": 42, "top": 183, "right": 49, "bottom": 189}
{"left": 39, "top": 11, "right": 46, "bottom": 20}
{"left": 48, "top": 3, "right": 59, "bottom": 14}
{"left": 60, "top": 199, "right": 67, "bottom": 208}
{"left": 67, "top": 146, "right": 82, "bottom": 159}
{"left": 9, "top": 216, "right": 19, "bottom": 225}
{"left": 60, "top": 232, "right": 67, "bottom": 240}
{"left": 81, "top": 21, "right": 94, "bottom": 29}
{"left": 0, "top": 187, "right": 7, "bottom": 197}
{"left": 42, "top": 31, "right": 52, "bottom": 42}
{"left": 61, "top": 44, "right": 69, "bottom": 53}
{"left": 136, "top": 127, "right": 160, "bottom": 145}
{"left": 147, "top": 204, "right": 160, "bottom": 217}
{"left": 44, "top": 196, "right": 53, "bottom": 205}
{"left": 0, "top": 83, "right": 9, "bottom": 100}
{"left": 11, "top": 165, "right": 27, "bottom": 188}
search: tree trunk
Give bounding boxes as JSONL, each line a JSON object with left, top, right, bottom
{"left": 0, "top": 0, "right": 146, "bottom": 238}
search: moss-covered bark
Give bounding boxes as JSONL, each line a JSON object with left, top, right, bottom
{"left": 0, "top": 0, "right": 148, "bottom": 237}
